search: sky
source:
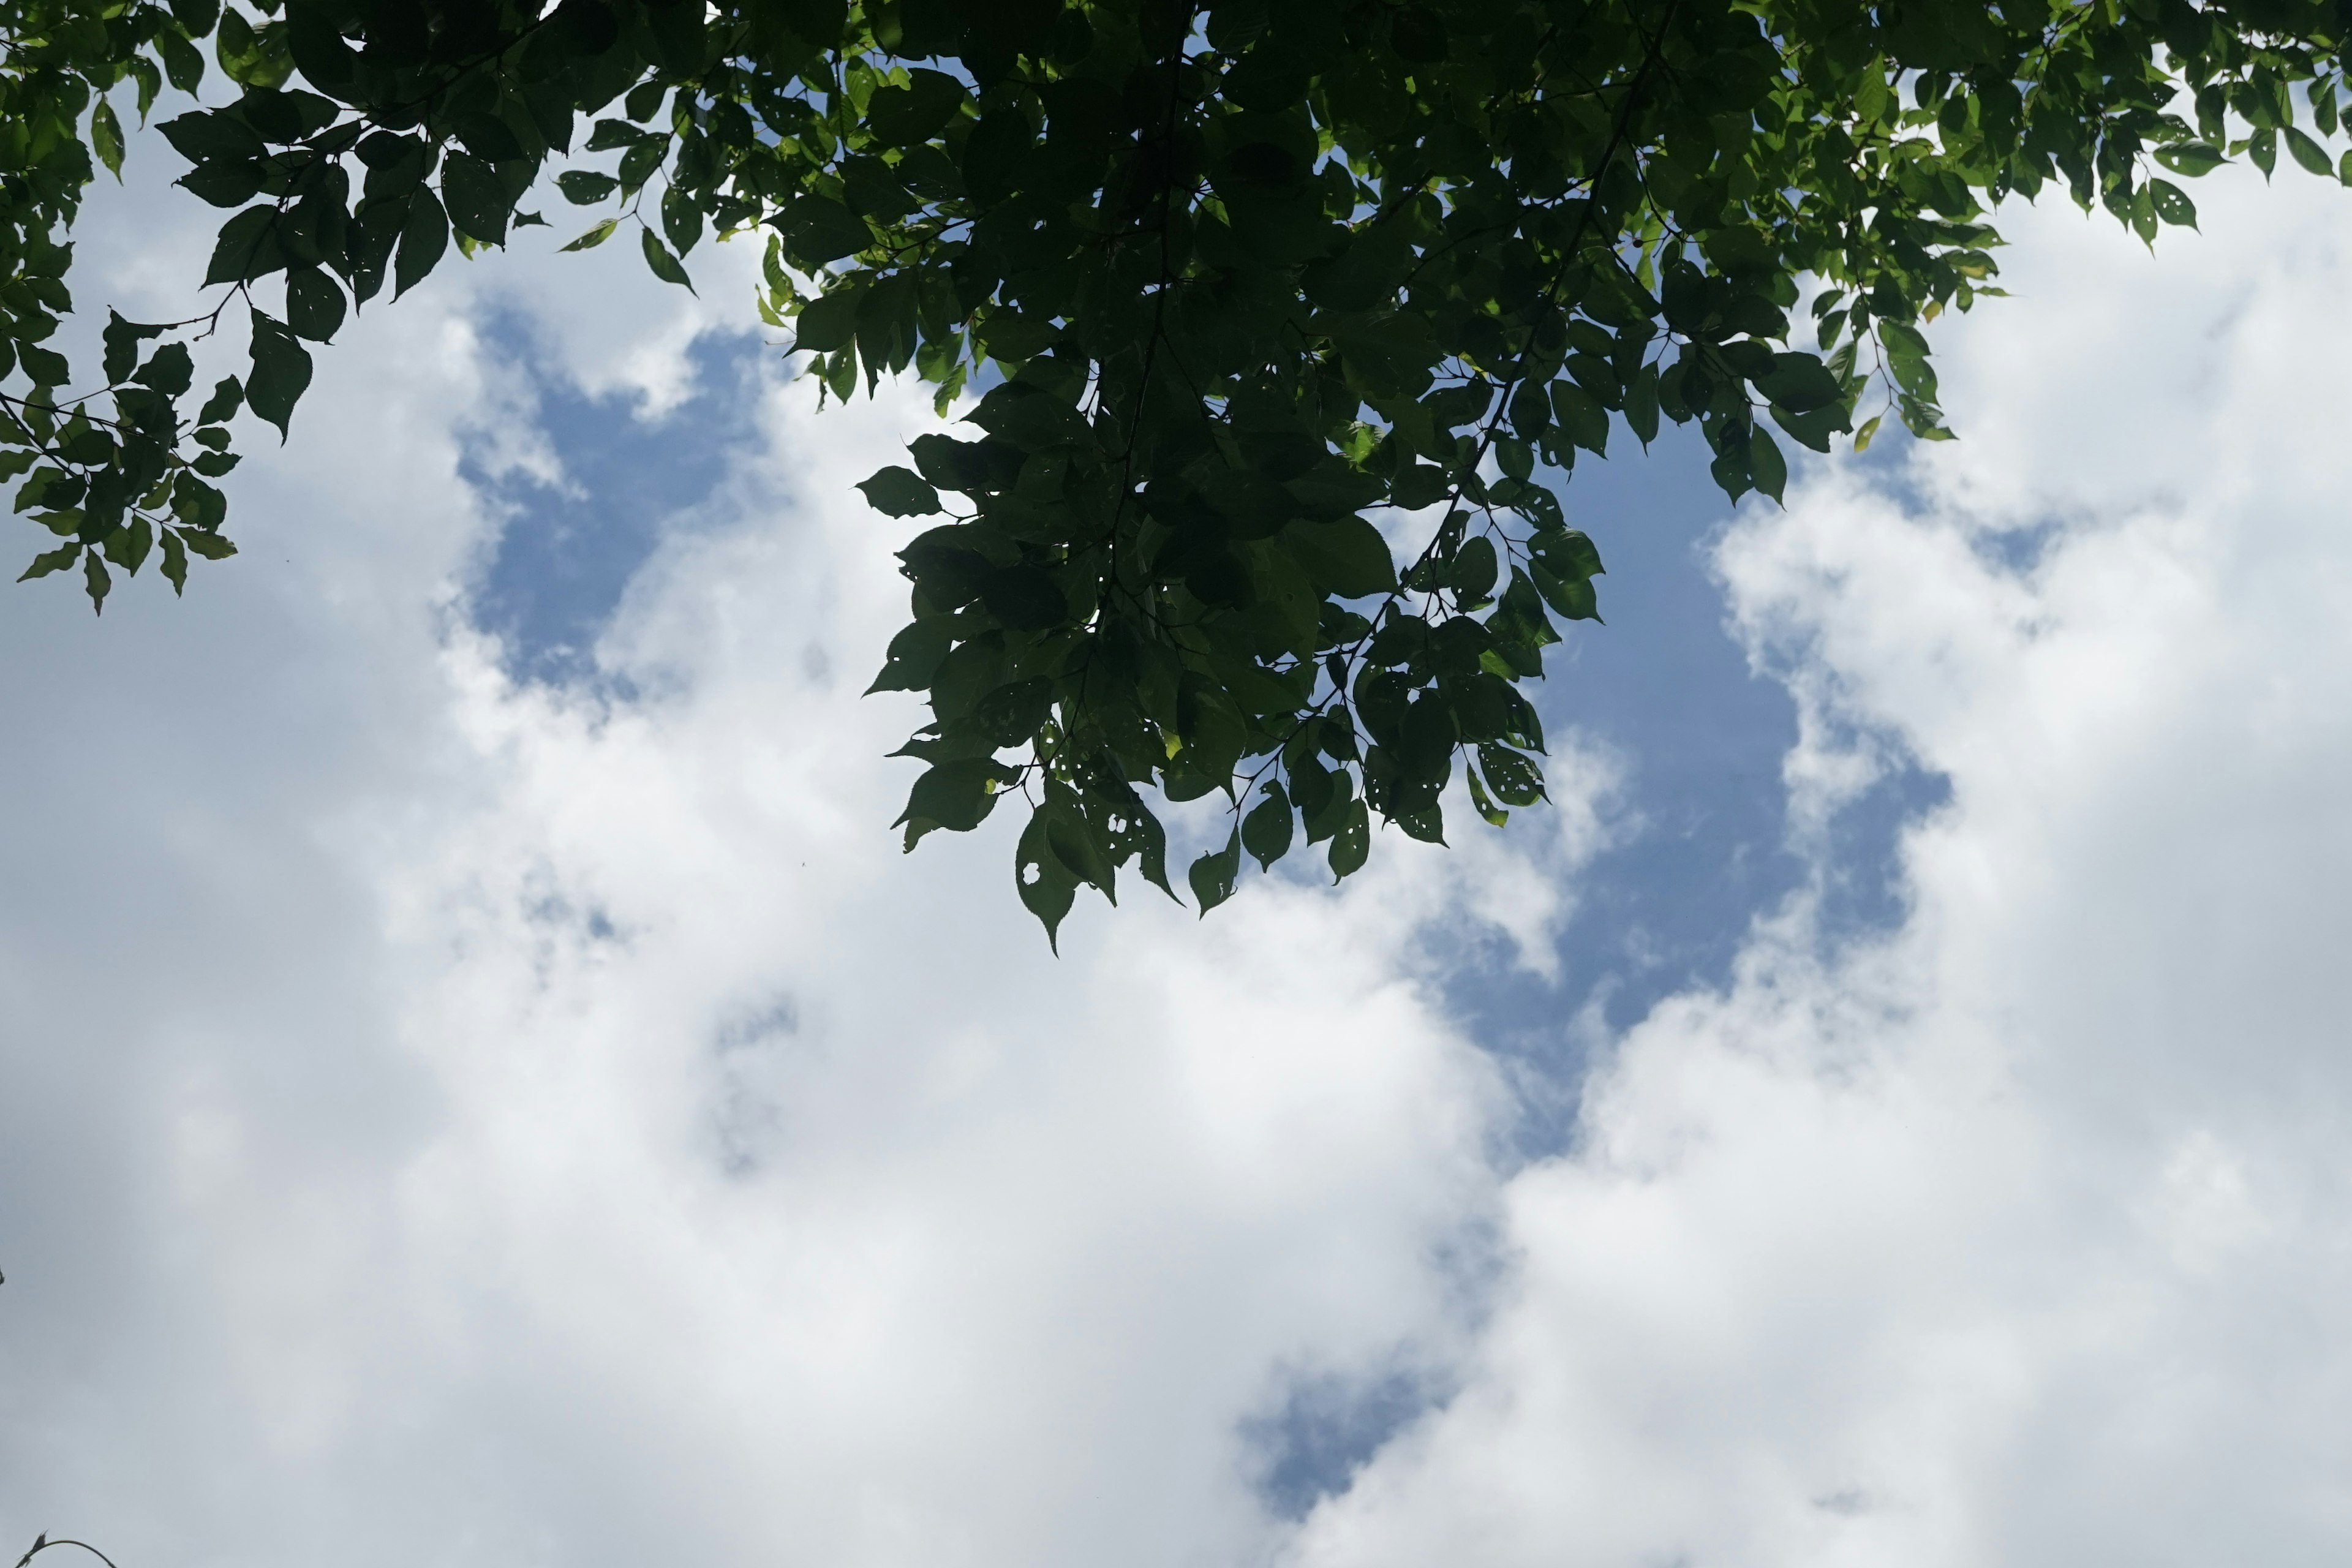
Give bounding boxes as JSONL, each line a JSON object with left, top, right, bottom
{"left": 5, "top": 119, "right": 2352, "bottom": 1568}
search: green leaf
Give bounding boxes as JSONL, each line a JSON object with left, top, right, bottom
{"left": 1531, "top": 562, "right": 1600, "bottom": 622}
{"left": 394, "top": 189, "right": 449, "bottom": 298}
{"left": 858, "top": 465, "right": 942, "bottom": 516}
{"left": 135, "top": 342, "right": 195, "bottom": 397}
{"left": 28, "top": 451, "right": 81, "bottom": 513}
{"left": 1749, "top": 424, "right": 1789, "bottom": 503}
{"left": 1326, "top": 799, "right": 1370, "bottom": 881}
{"left": 204, "top": 206, "right": 279, "bottom": 286}
{"left": 285, "top": 267, "right": 347, "bottom": 342}
{"left": 557, "top": 170, "right": 619, "bottom": 205}
{"left": 794, "top": 287, "right": 862, "bottom": 353}
{"left": 1448, "top": 534, "right": 1499, "bottom": 602}
{"left": 17, "top": 543, "right": 80, "bottom": 582}
{"left": 868, "top": 69, "right": 968, "bottom": 144}
{"left": 215, "top": 5, "right": 255, "bottom": 70}
{"left": 157, "top": 28, "right": 206, "bottom": 92}
{"left": 640, "top": 228, "right": 695, "bottom": 292}
{"left": 979, "top": 564, "right": 1068, "bottom": 631}
{"left": 92, "top": 99, "right": 124, "bottom": 180}
{"left": 2249, "top": 127, "right": 2277, "bottom": 179}
{"left": 1242, "top": 782, "right": 1294, "bottom": 870}
{"left": 561, "top": 219, "right": 620, "bottom": 252}
{"left": 1328, "top": 312, "right": 1439, "bottom": 399}
{"left": 586, "top": 118, "right": 652, "bottom": 153}
{"left": 1465, "top": 764, "right": 1509, "bottom": 827}
{"left": 83, "top": 549, "right": 111, "bottom": 614}
{"left": 1477, "top": 744, "right": 1546, "bottom": 806}
{"left": 245, "top": 309, "right": 313, "bottom": 440}
{"left": 2148, "top": 178, "right": 2198, "bottom": 228}
{"left": 2153, "top": 141, "right": 2225, "bottom": 177}
{"left": 777, "top": 195, "right": 874, "bottom": 265}
{"left": 453, "top": 110, "right": 525, "bottom": 164}
{"left": 1494, "top": 435, "right": 1534, "bottom": 482}
{"left": 20, "top": 345, "right": 69, "bottom": 386}
{"left": 973, "top": 307, "right": 1059, "bottom": 363}
{"left": 895, "top": 756, "right": 1012, "bottom": 846}
{"left": 1624, "top": 365, "right": 1662, "bottom": 445}
{"left": 171, "top": 473, "right": 228, "bottom": 533}
{"left": 1224, "top": 39, "right": 1312, "bottom": 113}
{"left": 1016, "top": 810, "right": 1079, "bottom": 951}
{"left": 617, "top": 137, "right": 670, "bottom": 191}
{"left": 160, "top": 107, "right": 264, "bottom": 164}
{"left": 824, "top": 347, "right": 856, "bottom": 404}
{"left": 867, "top": 617, "right": 951, "bottom": 693}
{"left": 1042, "top": 801, "right": 1112, "bottom": 895}
{"left": 197, "top": 377, "right": 244, "bottom": 426}
{"left": 1769, "top": 399, "right": 1847, "bottom": 454}
{"left": 102, "top": 312, "right": 162, "bottom": 385}
{"left": 959, "top": 111, "right": 1033, "bottom": 205}
{"left": 1283, "top": 516, "right": 1396, "bottom": 597}
{"left": 662, "top": 186, "right": 706, "bottom": 255}
{"left": 1550, "top": 380, "right": 1611, "bottom": 454}
{"left": 160, "top": 527, "right": 189, "bottom": 594}
{"left": 103, "top": 516, "right": 153, "bottom": 574}
{"left": 442, "top": 151, "right": 512, "bottom": 245}
{"left": 1530, "top": 528, "right": 1604, "bottom": 581}
{"left": 1754, "top": 352, "right": 1842, "bottom": 413}
{"left": 2285, "top": 126, "right": 2334, "bottom": 178}
{"left": 1708, "top": 439, "right": 1753, "bottom": 502}
{"left": 1188, "top": 827, "right": 1243, "bottom": 914}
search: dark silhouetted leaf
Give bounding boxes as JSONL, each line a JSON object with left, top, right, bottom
{"left": 1189, "top": 828, "right": 1243, "bottom": 914}
{"left": 245, "top": 309, "right": 313, "bottom": 439}
{"left": 858, "top": 465, "right": 942, "bottom": 516}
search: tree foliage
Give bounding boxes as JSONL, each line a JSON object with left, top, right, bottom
{"left": 3, "top": 0, "right": 2348, "bottom": 937}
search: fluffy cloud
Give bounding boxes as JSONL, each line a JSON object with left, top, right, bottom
{"left": 1285, "top": 170, "right": 2352, "bottom": 1566}
{"left": 0, "top": 134, "right": 1598, "bottom": 1568}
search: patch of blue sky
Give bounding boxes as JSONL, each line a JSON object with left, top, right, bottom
{"left": 1245, "top": 1363, "right": 1446, "bottom": 1521}
{"left": 464, "top": 317, "right": 769, "bottom": 685}
{"left": 1440, "top": 426, "right": 1950, "bottom": 1150}
{"left": 1241, "top": 434, "right": 1951, "bottom": 1517}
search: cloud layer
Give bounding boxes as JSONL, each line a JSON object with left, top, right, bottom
{"left": 5, "top": 141, "right": 2352, "bottom": 1568}
{"left": 1289, "top": 170, "right": 2352, "bottom": 1566}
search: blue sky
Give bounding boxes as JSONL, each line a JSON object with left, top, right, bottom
{"left": 9, "top": 137, "right": 2352, "bottom": 1568}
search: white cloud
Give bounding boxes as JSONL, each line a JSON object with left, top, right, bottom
{"left": 0, "top": 132, "right": 1599, "bottom": 1568}
{"left": 1284, "top": 170, "right": 2352, "bottom": 1565}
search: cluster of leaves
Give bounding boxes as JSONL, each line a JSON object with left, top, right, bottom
{"left": 6, "top": 0, "right": 2349, "bottom": 939}
{"left": 1, "top": 0, "right": 254, "bottom": 607}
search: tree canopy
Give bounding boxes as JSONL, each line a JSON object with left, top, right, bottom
{"left": 3, "top": 0, "right": 2348, "bottom": 939}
